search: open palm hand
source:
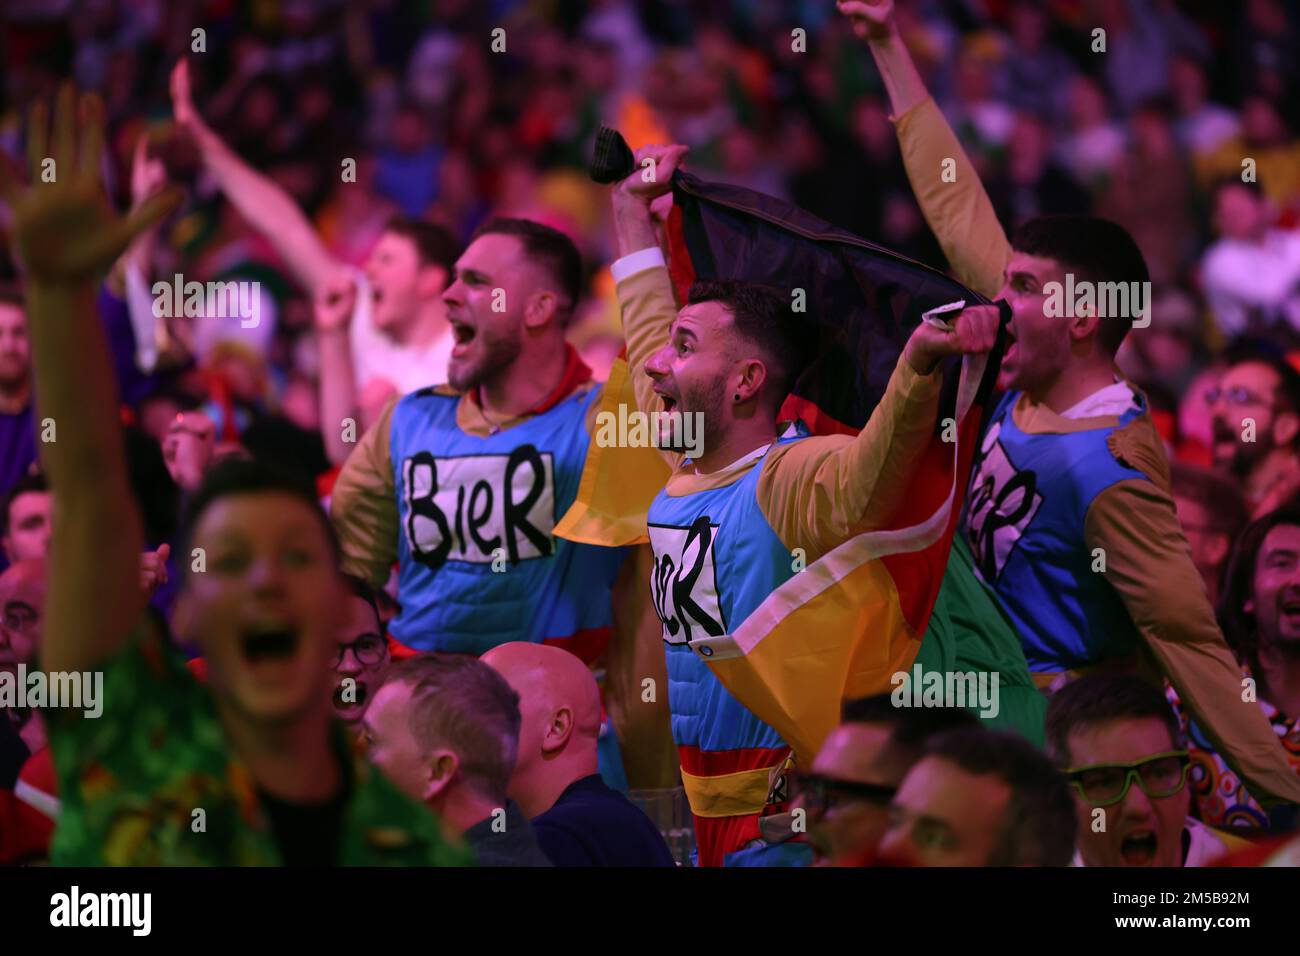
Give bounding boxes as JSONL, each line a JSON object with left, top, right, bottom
{"left": 0, "top": 83, "right": 180, "bottom": 284}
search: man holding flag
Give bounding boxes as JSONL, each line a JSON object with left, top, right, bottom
{"left": 600, "top": 143, "right": 1002, "bottom": 865}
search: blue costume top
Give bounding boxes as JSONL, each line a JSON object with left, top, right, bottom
{"left": 962, "top": 391, "right": 1149, "bottom": 671}
{"left": 387, "top": 384, "right": 624, "bottom": 656}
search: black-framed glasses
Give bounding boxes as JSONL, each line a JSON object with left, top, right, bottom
{"left": 335, "top": 632, "right": 388, "bottom": 667}
{"left": 791, "top": 772, "right": 897, "bottom": 817}
{"left": 1065, "top": 751, "right": 1190, "bottom": 807}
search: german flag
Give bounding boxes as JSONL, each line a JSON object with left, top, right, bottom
{"left": 558, "top": 147, "right": 1041, "bottom": 766}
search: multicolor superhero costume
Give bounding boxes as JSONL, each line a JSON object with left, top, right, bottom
{"left": 332, "top": 347, "right": 626, "bottom": 663}
{"left": 892, "top": 91, "right": 1300, "bottom": 808}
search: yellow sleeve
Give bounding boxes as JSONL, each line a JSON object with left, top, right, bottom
{"left": 894, "top": 97, "right": 1012, "bottom": 299}
{"left": 615, "top": 263, "right": 683, "bottom": 470}
{"left": 1085, "top": 479, "right": 1300, "bottom": 807}
{"left": 331, "top": 396, "right": 400, "bottom": 589}
{"left": 755, "top": 354, "right": 941, "bottom": 560}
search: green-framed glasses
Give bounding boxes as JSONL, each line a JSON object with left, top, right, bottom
{"left": 1065, "top": 751, "right": 1191, "bottom": 807}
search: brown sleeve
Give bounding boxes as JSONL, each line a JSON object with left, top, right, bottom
{"left": 893, "top": 97, "right": 1012, "bottom": 300}
{"left": 331, "top": 396, "right": 400, "bottom": 589}
{"left": 755, "top": 354, "right": 942, "bottom": 560}
{"left": 1085, "top": 479, "right": 1300, "bottom": 806}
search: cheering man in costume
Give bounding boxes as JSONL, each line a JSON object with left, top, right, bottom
{"left": 841, "top": 0, "right": 1300, "bottom": 809}
{"left": 604, "top": 143, "right": 1001, "bottom": 865}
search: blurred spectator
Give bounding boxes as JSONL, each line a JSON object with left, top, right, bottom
{"left": 1171, "top": 462, "right": 1250, "bottom": 605}
{"left": 876, "top": 727, "right": 1076, "bottom": 866}
{"left": 0, "top": 557, "right": 46, "bottom": 764}
{"left": 332, "top": 574, "right": 391, "bottom": 731}
{"left": 1097, "top": 102, "right": 1193, "bottom": 285}
{"left": 482, "top": 641, "right": 674, "bottom": 867}
{"left": 1170, "top": 55, "right": 1239, "bottom": 158}
{"left": 1201, "top": 179, "right": 1300, "bottom": 337}
{"left": 1056, "top": 76, "right": 1126, "bottom": 191}
{"left": 0, "top": 556, "right": 53, "bottom": 865}
{"left": 1, "top": 472, "right": 50, "bottom": 565}
{"left": 792, "top": 693, "right": 977, "bottom": 867}
{"left": 1115, "top": 287, "right": 1206, "bottom": 397}
{"left": 985, "top": 112, "right": 1089, "bottom": 226}
{"left": 1176, "top": 505, "right": 1300, "bottom": 827}
{"left": 1205, "top": 346, "right": 1300, "bottom": 515}
{"left": 364, "top": 655, "right": 552, "bottom": 867}
{"left": 1048, "top": 674, "right": 1250, "bottom": 866}
{"left": 1195, "top": 97, "right": 1300, "bottom": 211}
{"left": 0, "top": 292, "right": 36, "bottom": 502}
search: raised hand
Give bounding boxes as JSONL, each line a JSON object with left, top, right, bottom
{"left": 0, "top": 83, "right": 180, "bottom": 284}
{"left": 837, "top": 0, "right": 897, "bottom": 41}
{"left": 615, "top": 143, "right": 690, "bottom": 204}
{"left": 170, "top": 59, "right": 203, "bottom": 136}
{"left": 139, "top": 543, "right": 172, "bottom": 596}
{"left": 130, "top": 131, "right": 168, "bottom": 210}
{"left": 314, "top": 273, "right": 358, "bottom": 333}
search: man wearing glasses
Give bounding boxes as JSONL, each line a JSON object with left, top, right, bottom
{"left": 787, "top": 695, "right": 978, "bottom": 866}
{"left": 1205, "top": 347, "right": 1300, "bottom": 518}
{"left": 1047, "top": 674, "right": 1252, "bottom": 866}
{"left": 332, "top": 575, "right": 392, "bottom": 731}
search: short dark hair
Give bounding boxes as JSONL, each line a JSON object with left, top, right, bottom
{"left": 1222, "top": 341, "right": 1300, "bottom": 421}
{"left": 687, "top": 279, "right": 810, "bottom": 408}
{"left": 1170, "top": 462, "right": 1249, "bottom": 538}
{"left": 1011, "top": 216, "right": 1150, "bottom": 357}
{"left": 1218, "top": 504, "right": 1300, "bottom": 676}
{"left": 470, "top": 217, "right": 582, "bottom": 313}
{"left": 383, "top": 216, "right": 459, "bottom": 279}
{"left": 1, "top": 472, "right": 48, "bottom": 538}
{"left": 841, "top": 692, "right": 979, "bottom": 765}
{"left": 341, "top": 573, "right": 381, "bottom": 629}
{"left": 1044, "top": 674, "right": 1184, "bottom": 767}
{"left": 179, "top": 457, "right": 338, "bottom": 568}
{"left": 388, "top": 655, "right": 521, "bottom": 802}
{"left": 923, "top": 727, "right": 1077, "bottom": 867}
{"left": 0, "top": 284, "right": 24, "bottom": 308}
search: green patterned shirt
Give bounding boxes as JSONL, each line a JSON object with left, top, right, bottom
{"left": 46, "top": 624, "right": 469, "bottom": 866}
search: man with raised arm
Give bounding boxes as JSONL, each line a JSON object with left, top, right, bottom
{"left": 838, "top": 0, "right": 1300, "bottom": 811}
{"left": 1, "top": 84, "right": 464, "bottom": 866}
{"left": 605, "top": 143, "right": 1000, "bottom": 864}
{"left": 169, "top": 61, "right": 457, "bottom": 464}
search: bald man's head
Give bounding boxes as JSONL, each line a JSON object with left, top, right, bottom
{"left": 482, "top": 642, "right": 602, "bottom": 813}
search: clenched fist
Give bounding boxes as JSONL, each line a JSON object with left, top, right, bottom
{"left": 903, "top": 303, "right": 1001, "bottom": 376}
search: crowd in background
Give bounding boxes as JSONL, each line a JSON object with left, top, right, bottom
{"left": 2, "top": 0, "right": 1300, "bottom": 867}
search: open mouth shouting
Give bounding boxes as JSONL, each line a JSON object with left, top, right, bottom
{"left": 449, "top": 317, "right": 478, "bottom": 359}
{"left": 240, "top": 622, "right": 302, "bottom": 671}
{"left": 1119, "top": 828, "right": 1159, "bottom": 865}
{"left": 653, "top": 385, "right": 678, "bottom": 414}
{"left": 333, "top": 679, "right": 370, "bottom": 716}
